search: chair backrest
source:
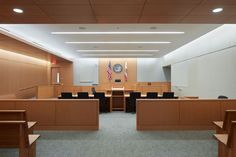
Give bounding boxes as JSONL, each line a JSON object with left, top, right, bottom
{"left": 91, "top": 87, "right": 96, "bottom": 95}
{"left": 162, "top": 92, "right": 174, "bottom": 99}
{"left": 61, "top": 92, "right": 73, "bottom": 99}
{"left": 218, "top": 95, "right": 228, "bottom": 99}
{"left": 146, "top": 92, "right": 158, "bottom": 98}
{"left": 223, "top": 110, "right": 236, "bottom": 132}
{"left": 130, "top": 92, "right": 141, "bottom": 99}
{"left": 94, "top": 92, "right": 105, "bottom": 99}
{"left": 0, "top": 110, "right": 27, "bottom": 121}
{"left": 77, "top": 92, "right": 89, "bottom": 99}
{"left": 0, "top": 121, "right": 29, "bottom": 148}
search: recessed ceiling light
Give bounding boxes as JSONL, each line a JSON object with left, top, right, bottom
{"left": 65, "top": 41, "right": 171, "bottom": 44}
{"left": 76, "top": 50, "right": 159, "bottom": 52}
{"left": 51, "top": 31, "right": 185, "bottom": 35}
{"left": 212, "top": 8, "right": 223, "bottom": 13}
{"left": 13, "top": 8, "right": 23, "bottom": 13}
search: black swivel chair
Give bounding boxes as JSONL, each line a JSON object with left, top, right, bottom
{"left": 77, "top": 92, "right": 89, "bottom": 99}
{"left": 128, "top": 92, "right": 141, "bottom": 113}
{"left": 61, "top": 92, "right": 73, "bottom": 99}
{"left": 146, "top": 92, "right": 158, "bottom": 99}
{"left": 162, "top": 92, "right": 175, "bottom": 99}
{"left": 94, "top": 92, "right": 109, "bottom": 113}
{"left": 91, "top": 87, "right": 96, "bottom": 95}
{"left": 218, "top": 95, "right": 228, "bottom": 99}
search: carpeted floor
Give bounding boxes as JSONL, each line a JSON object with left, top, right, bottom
{"left": 0, "top": 112, "right": 217, "bottom": 157}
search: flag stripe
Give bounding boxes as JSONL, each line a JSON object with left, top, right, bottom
{"left": 124, "top": 61, "right": 128, "bottom": 81}
{"left": 107, "top": 61, "right": 112, "bottom": 80}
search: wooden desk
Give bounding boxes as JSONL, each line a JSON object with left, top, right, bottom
{"left": 111, "top": 90, "right": 125, "bottom": 111}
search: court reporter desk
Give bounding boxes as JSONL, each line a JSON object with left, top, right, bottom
{"left": 136, "top": 99, "right": 236, "bottom": 130}
{"left": 0, "top": 99, "right": 99, "bottom": 130}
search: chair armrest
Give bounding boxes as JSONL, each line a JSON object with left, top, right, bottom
{"left": 28, "top": 134, "right": 40, "bottom": 145}
{"left": 214, "top": 134, "right": 228, "bottom": 146}
{"left": 213, "top": 121, "right": 223, "bottom": 129}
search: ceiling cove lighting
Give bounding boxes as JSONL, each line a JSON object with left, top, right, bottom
{"left": 76, "top": 50, "right": 159, "bottom": 52}
{"left": 66, "top": 41, "right": 171, "bottom": 44}
{"left": 13, "top": 8, "right": 24, "bottom": 13}
{"left": 212, "top": 8, "right": 223, "bottom": 13}
{"left": 51, "top": 31, "right": 185, "bottom": 35}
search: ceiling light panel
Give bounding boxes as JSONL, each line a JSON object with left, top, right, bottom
{"left": 51, "top": 31, "right": 185, "bottom": 35}
{"left": 80, "top": 54, "right": 154, "bottom": 57}
{"left": 66, "top": 41, "right": 171, "bottom": 44}
{"left": 76, "top": 50, "right": 159, "bottom": 52}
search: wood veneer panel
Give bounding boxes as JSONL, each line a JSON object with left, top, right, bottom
{"left": 0, "top": 101, "right": 15, "bottom": 110}
{"left": 55, "top": 100, "right": 99, "bottom": 127}
{"left": 15, "top": 101, "right": 56, "bottom": 126}
{"left": 180, "top": 100, "right": 221, "bottom": 125}
{"left": 137, "top": 100, "right": 180, "bottom": 126}
{"left": 99, "top": 58, "right": 137, "bottom": 84}
{"left": 220, "top": 100, "right": 236, "bottom": 120}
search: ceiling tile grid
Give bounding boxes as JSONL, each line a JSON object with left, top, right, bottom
{"left": 0, "top": 0, "right": 235, "bottom": 24}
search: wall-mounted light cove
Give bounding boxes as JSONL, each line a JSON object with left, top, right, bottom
{"left": 52, "top": 31, "right": 185, "bottom": 35}
{"left": 13, "top": 8, "right": 24, "bottom": 13}
{"left": 0, "top": 49, "right": 50, "bottom": 66}
{"left": 66, "top": 41, "right": 171, "bottom": 44}
{"left": 212, "top": 8, "right": 223, "bottom": 13}
{"left": 76, "top": 50, "right": 159, "bottom": 52}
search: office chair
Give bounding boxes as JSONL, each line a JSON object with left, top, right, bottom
{"left": 146, "top": 92, "right": 158, "bottom": 99}
{"left": 128, "top": 92, "right": 141, "bottom": 113}
{"left": 162, "top": 92, "right": 175, "bottom": 99}
{"left": 94, "top": 92, "right": 109, "bottom": 113}
{"left": 91, "top": 87, "right": 96, "bottom": 95}
{"left": 77, "top": 92, "right": 89, "bottom": 99}
{"left": 218, "top": 95, "right": 228, "bottom": 99}
{"left": 61, "top": 92, "right": 73, "bottom": 99}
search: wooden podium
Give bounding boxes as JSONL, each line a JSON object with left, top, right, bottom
{"left": 111, "top": 88, "right": 125, "bottom": 111}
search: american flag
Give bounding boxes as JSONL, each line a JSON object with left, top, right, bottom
{"left": 124, "top": 61, "right": 128, "bottom": 81}
{"left": 107, "top": 60, "right": 112, "bottom": 80}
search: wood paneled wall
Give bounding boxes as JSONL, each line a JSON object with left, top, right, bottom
{"left": 99, "top": 58, "right": 137, "bottom": 85}
{"left": 0, "top": 33, "right": 69, "bottom": 96}
{"left": 0, "top": 48, "right": 50, "bottom": 95}
{"left": 51, "top": 61, "right": 73, "bottom": 86}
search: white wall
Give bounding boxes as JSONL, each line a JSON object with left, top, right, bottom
{"left": 73, "top": 58, "right": 169, "bottom": 85}
{"left": 137, "top": 58, "right": 169, "bottom": 82}
{"left": 162, "top": 25, "right": 236, "bottom": 98}
{"left": 73, "top": 58, "right": 99, "bottom": 86}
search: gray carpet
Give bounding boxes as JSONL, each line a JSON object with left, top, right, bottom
{"left": 0, "top": 112, "right": 217, "bottom": 157}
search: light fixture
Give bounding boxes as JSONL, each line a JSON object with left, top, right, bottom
{"left": 212, "top": 8, "right": 223, "bottom": 13}
{"left": 76, "top": 50, "right": 159, "bottom": 52}
{"left": 51, "top": 31, "right": 185, "bottom": 35}
{"left": 80, "top": 54, "right": 154, "bottom": 57}
{"left": 66, "top": 41, "right": 171, "bottom": 44}
{"left": 13, "top": 8, "right": 23, "bottom": 13}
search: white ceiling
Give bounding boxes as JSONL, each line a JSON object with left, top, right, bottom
{"left": 0, "top": 24, "right": 221, "bottom": 59}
